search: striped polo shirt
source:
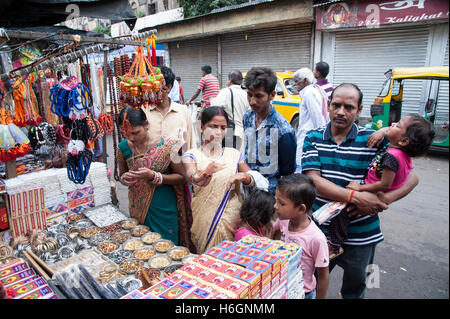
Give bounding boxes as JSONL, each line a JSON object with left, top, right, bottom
{"left": 198, "top": 74, "right": 220, "bottom": 107}
{"left": 302, "top": 123, "right": 389, "bottom": 246}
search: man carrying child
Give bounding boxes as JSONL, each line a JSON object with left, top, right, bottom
{"left": 302, "top": 83, "right": 419, "bottom": 299}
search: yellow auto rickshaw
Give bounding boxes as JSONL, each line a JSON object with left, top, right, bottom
{"left": 368, "top": 66, "right": 449, "bottom": 148}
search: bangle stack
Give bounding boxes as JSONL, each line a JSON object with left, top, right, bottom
{"left": 151, "top": 172, "right": 163, "bottom": 185}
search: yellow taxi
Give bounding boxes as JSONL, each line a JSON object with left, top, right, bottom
{"left": 243, "top": 70, "right": 300, "bottom": 131}
{"left": 272, "top": 71, "right": 300, "bottom": 131}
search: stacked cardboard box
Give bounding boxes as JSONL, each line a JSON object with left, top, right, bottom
{"left": 123, "top": 235, "right": 304, "bottom": 299}
{"left": 7, "top": 187, "right": 46, "bottom": 237}
{"left": 0, "top": 258, "right": 57, "bottom": 299}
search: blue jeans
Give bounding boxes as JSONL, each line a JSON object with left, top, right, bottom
{"left": 329, "top": 243, "right": 377, "bottom": 299}
{"left": 304, "top": 289, "right": 316, "bottom": 299}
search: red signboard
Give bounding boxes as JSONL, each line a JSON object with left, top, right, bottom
{"left": 316, "top": 0, "right": 449, "bottom": 30}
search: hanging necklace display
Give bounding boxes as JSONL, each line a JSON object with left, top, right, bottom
{"left": 117, "top": 46, "right": 165, "bottom": 109}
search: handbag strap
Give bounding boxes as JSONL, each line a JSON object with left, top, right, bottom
{"left": 228, "top": 88, "right": 235, "bottom": 122}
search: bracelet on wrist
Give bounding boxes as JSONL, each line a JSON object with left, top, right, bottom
{"left": 348, "top": 190, "right": 355, "bottom": 203}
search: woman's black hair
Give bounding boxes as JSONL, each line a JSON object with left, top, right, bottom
{"left": 118, "top": 106, "right": 148, "bottom": 127}
{"left": 240, "top": 189, "right": 275, "bottom": 229}
{"left": 200, "top": 106, "right": 230, "bottom": 127}
{"left": 277, "top": 174, "right": 317, "bottom": 214}
{"left": 401, "top": 113, "right": 435, "bottom": 157}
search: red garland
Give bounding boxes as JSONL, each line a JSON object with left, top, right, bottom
{"left": 0, "top": 143, "right": 31, "bottom": 163}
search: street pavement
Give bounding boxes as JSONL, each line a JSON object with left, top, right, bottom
{"left": 105, "top": 135, "right": 449, "bottom": 299}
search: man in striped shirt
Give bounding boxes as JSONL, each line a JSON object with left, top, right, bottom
{"left": 302, "top": 83, "right": 419, "bottom": 299}
{"left": 314, "top": 61, "right": 333, "bottom": 100}
{"left": 186, "top": 65, "right": 220, "bottom": 108}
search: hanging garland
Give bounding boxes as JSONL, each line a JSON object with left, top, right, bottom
{"left": 118, "top": 46, "right": 165, "bottom": 109}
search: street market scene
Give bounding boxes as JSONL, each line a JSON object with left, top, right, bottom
{"left": 0, "top": 0, "right": 448, "bottom": 302}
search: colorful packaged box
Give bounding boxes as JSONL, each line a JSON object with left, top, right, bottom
{"left": 235, "top": 268, "right": 261, "bottom": 290}
{"left": 1, "top": 269, "right": 36, "bottom": 287}
{"left": 160, "top": 280, "right": 196, "bottom": 299}
{"left": 217, "top": 240, "right": 237, "bottom": 250}
{"left": 19, "top": 285, "right": 54, "bottom": 299}
{"left": 225, "top": 278, "right": 250, "bottom": 299}
{"left": 243, "top": 247, "right": 264, "bottom": 259}
{"left": 230, "top": 243, "right": 250, "bottom": 255}
{"left": 257, "top": 252, "right": 282, "bottom": 273}
{"left": 5, "top": 275, "right": 39, "bottom": 289}
{"left": 269, "top": 284, "right": 287, "bottom": 299}
{"left": 247, "top": 259, "right": 272, "bottom": 281}
{"left": 9, "top": 277, "right": 47, "bottom": 299}
{"left": 0, "top": 207, "right": 8, "bottom": 230}
{"left": 144, "top": 279, "right": 177, "bottom": 296}
{"left": 184, "top": 287, "right": 213, "bottom": 299}
{"left": 180, "top": 262, "right": 204, "bottom": 275}
{"left": 0, "top": 261, "right": 29, "bottom": 278}
{"left": 231, "top": 254, "right": 254, "bottom": 268}
{"left": 207, "top": 273, "right": 233, "bottom": 291}
{"left": 0, "top": 258, "right": 24, "bottom": 271}
{"left": 67, "top": 186, "right": 94, "bottom": 214}
{"left": 205, "top": 246, "right": 225, "bottom": 258}
{"left": 250, "top": 284, "right": 261, "bottom": 299}
{"left": 46, "top": 211, "right": 69, "bottom": 225}
{"left": 120, "top": 289, "right": 146, "bottom": 299}
{"left": 216, "top": 250, "right": 239, "bottom": 263}
{"left": 220, "top": 264, "right": 244, "bottom": 277}
{"left": 45, "top": 194, "right": 68, "bottom": 217}
{"left": 192, "top": 254, "right": 220, "bottom": 267}
{"left": 252, "top": 241, "right": 272, "bottom": 252}
{"left": 239, "top": 234, "right": 260, "bottom": 245}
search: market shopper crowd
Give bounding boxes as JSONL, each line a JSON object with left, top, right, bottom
{"left": 116, "top": 63, "right": 434, "bottom": 299}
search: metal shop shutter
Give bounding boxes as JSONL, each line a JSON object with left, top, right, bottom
{"left": 333, "top": 26, "right": 430, "bottom": 118}
{"left": 436, "top": 37, "right": 449, "bottom": 124}
{"left": 220, "top": 24, "right": 312, "bottom": 85}
{"left": 169, "top": 37, "right": 218, "bottom": 100}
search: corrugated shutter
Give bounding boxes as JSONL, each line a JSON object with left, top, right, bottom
{"left": 221, "top": 24, "right": 312, "bottom": 85}
{"left": 436, "top": 37, "right": 449, "bottom": 124}
{"left": 168, "top": 37, "right": 218, "bottom": 100}
{"left": 333, "top": 26, "right": 431, "bottom": 118}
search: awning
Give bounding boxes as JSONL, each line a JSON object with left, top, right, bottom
{"left": 0, "top": 0, "right": 136, "bottom": 29}
{"left": 392, "top": 66, "right": 449, "bottom": 80}
{"left": 312, "top": 0, "right": 344, "bottom": 8}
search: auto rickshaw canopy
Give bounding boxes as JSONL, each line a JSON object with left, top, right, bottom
{"left": 390, "top": 66, "right": 449, "bottom": 80}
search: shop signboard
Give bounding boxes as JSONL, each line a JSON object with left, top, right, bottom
{"left": 316, "top": 0, "right": 449, "bottom": 30}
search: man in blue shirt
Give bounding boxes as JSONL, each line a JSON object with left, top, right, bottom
{"left": 243, "top": 67, "right": 297, "bottom": 194}
{"left": 302, "top": 83, "right": 419, "bottom": 299}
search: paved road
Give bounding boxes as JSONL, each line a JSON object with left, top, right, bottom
{"left": 106, "top": 136, "right": 449, "bottom": 299}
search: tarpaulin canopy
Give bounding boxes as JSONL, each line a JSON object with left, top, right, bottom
{"left": 0, "top": 0, "right": 136, "bottom": 29}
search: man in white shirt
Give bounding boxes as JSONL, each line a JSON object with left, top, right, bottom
{"left": 293, "top": 68, "right": 329, "bottom": 173}
{"left": 210, "top": 69, "right": 250, "bottom": 153}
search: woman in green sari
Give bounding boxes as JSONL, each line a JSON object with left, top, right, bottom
{"left": 116, "top": 106, "right": 185, "bottom": 245}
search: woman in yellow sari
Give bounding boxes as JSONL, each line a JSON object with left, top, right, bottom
{"left": 116, "top": 106, "right": 186, "bottom": 245}
{"left": 182, "top": 107, "right": 255, "bottom": 253}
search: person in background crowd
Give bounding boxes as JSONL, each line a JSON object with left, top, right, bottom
{"left": 210, "top": 69, "right": 250, "bottom": 153}
{"left": 243, "top": 67, "right": 297, "bottom": 195}
{"left": 142, "top": 66, "right": 196, "bottom": 152}
{"left": 314, "top": 61, "right": 333, "bottom": 100}
{"left": 182, "top": 107, "right": 257, "bottom": 253}
{"left": 168, "top": 76, "right": 180, "bottom": 103}
{"left": 116, "top": 106, "right": 185, "bottom": 245}
{"left": 176, "top": 76, "right": 185, "bottom": 104}
{"left": 302, "top": 83, "right": 419, "bottom": 299}
{"left": 293, "top": 67, "right": 329, "bottom": 173}
{"left": 273, "top": 174, "right": 329, "bottom": 299}
{"left": 185, "top": 65, "right": 220, "bottom": 108}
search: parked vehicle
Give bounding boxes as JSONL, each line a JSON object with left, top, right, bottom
{"left": 367, "top": 66, "right": 449, "bottom": 149}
